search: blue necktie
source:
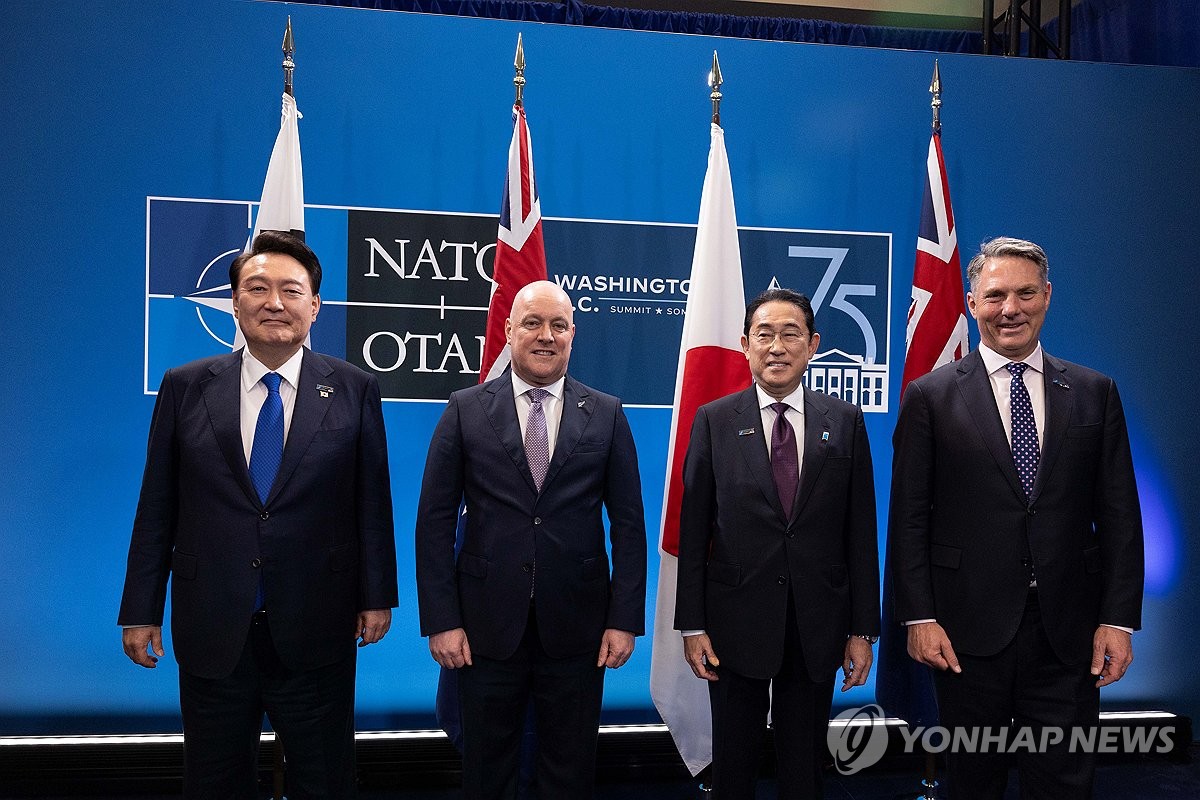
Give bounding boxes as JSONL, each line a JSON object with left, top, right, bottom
{"left": 525, "top": 388, "right": 550, "bottom": 491}
{"left": 1006, "top": 362, "right": 1040, "bottom": 498}
{"left": 249, "top": 372, "right": 284, "bottom": 505}
{"left": 770, "top": 402, "right": 799, "bottom": 514}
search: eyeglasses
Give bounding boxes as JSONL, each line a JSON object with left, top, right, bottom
{"left": 749, "top": 330, "right": 808, "bottom": 346}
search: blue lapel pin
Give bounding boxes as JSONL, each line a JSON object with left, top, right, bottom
{"left": 738, "top": 428, "right": 756, "bottom": 436}
{"left": 317, "top": 384, "right": 334, "bottom": 398}
{"left": 821, "top": 431, "right": 830, "bottom": 442}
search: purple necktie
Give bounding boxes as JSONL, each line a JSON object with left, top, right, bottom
{"left": 770, "top": 402, "right": 798, "bottom": 514}
{"left": 525, "top": 388, "right": 550, "bottom": 490}
{"left": 1006, "top": 362, "right": 1040, "bottom": 497}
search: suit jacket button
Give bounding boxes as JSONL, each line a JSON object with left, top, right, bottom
{"left": 251, "top": 558, "right": 262, "bottom": 568}
{"left": 533, "top": 517, "right": 542, "bottom": 525}
{"left": 786, "top": 530, "right": 796, "bottom": 538}
{"left": 260, "top": 511, "right": 269, "bottom": 520}
{"left": 777, "top": 576, "right": 787, "bottom": 585}
{"left": 522, "top": 563, "right": 532, "bottom": 573}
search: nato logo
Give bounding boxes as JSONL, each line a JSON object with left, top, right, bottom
{"left": 145, "top": 197, "right": 352, "bottom": 395}
{"left": 146, "top": 197, "right": 894, "bottom": 411}
{"left": 144, "top": 198, "right": 252, "bottom": 394}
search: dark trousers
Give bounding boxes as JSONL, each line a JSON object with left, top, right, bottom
{"left": 457, "top": 605, "right": 605, "bottom": 800}
{"left": 934, "top": 591, "right": 1100, "bottom": 800}
{"left": 708, "top": 607, "right": 836, "bottom": 800}
{"left": 178, "top": 611, "right": 358, "bottom": 800}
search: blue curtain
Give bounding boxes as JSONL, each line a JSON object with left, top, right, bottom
{"left": 290, "top": 0, "right": 982, "bottom": 54}
{"left": 1046, "top": 0, "right": 1200, "bottom": 67}
{"left": 295, "top": 0, "right": 1199, "bottom": 66}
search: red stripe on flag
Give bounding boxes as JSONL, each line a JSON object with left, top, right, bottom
{"left": 934, "top": 136, "right": 955, "bottom": 233}
{"left": 902, "top": 133, "right": 966, "bottom": 395}
{"left": 480, "top": 104, "right": 547, "bottom": 382}
{"left": 481, "top": 223, "right": 546, "bottom": 380}
{"left": 660, "top": 345, "right": 751, "bottom": 556}
{"left": 518, "top": 110, "right": 532, "bottom": 222}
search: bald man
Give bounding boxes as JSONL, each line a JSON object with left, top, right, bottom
{"left": 415, "top": 281, "right": 647, "bottom": 800}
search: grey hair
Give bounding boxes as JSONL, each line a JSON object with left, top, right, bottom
{"left": 966, "top": 237, "right": 1049, "bottom": 292}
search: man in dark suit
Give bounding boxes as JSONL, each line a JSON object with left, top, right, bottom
{"left": 119, "top": 231, "right": 398, "bottom": 799}
{"left": 675, "top": 288, "right": 880, "bottom": 800}
{"left": 890, "top": 236, "right": 1144, "bottom": 799}
{"left": 415, "top": 280, "right": 647, "bottom": 800}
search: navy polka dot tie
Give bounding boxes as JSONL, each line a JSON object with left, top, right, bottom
{"left": 1006, "top": 362, "right": 1040, "bottom": 498}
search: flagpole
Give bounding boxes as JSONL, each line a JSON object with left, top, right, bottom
{"left": 709, "top": 51, "right": 722, "bottom": 125}
{"left": 437, "top": 29, "right": 549, "bottom": 760}
{"left": 914, "top": 59, "right": 943, "bottom": 800}
{"left": 513, "top": 32, "right": 526, "bottom": 108}
{"left": 269, "top": 0, "right": 291, "bottom": 750}
{"left": 282, "top": 16, "right": 295, "bottom": 98}
{"left": 239, "top": 17, "right": 306, "bottom": 350}
{"left": 930, "top": 59, "right": 941, "bottom": 134}
{"left": 650, "top": 49, "right": 750, "bottom": 787}
{"left": 701, "top": 56, "right": 720, "bottom": 790}
{"left": 914, "top": 60, "right": 943, "bottom": 800}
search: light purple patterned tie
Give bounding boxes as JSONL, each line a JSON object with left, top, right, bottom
{"left": 1007, "top": 362, "right": 1040, "bottom": 497}
{"left": 525, "top": 388, "right": 550, "bottom": 490}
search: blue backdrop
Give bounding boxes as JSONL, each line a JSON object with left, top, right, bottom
{"left": 0, "top": 0, "right": 1196, "bottom": 732}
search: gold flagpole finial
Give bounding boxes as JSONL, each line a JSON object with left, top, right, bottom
{"left": 929, "top": 59, "right": 942, "bottom": 134}
{"left": 709, "top": 51, "right": 723, "bottom": 125}
{"left": 282, "top": 16, "right": 296, "bottom": 97}
{"left": 514, "top": 33, "right": 527, "bottom": 108}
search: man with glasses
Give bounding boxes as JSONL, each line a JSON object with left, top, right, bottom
{"left": 675, "top": 288, "right": 880, "bottom": 799}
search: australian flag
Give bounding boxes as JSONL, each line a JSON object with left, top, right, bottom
{"left": 902, "top": 131, "right": 968, "bottom": 390}
{"left": 876, "top": 129, "right": 968, "bottom": 729}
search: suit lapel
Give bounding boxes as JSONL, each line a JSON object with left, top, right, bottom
{"left": 541, "top": 377, "right": 591, "bottom": 492}
{"left": 954, "top": 350, "right": 1027, "bottom": 502}
{"left": 793, "top": 389, "right": 831, "bottom": 520}
{"left": 481, "top": 369, "right": 537, "bottom": 493}
{"left": 201, "top": 351, "right": 259, "bottom": 507}
{"left": 1031, "top": 353, "right": 1074, "bottom": 503}
{"left": 269, "top": 349, "right": 335, "bottom": 505}
{"left": 732, "top": 386, "right": 787, "bottom": 522}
